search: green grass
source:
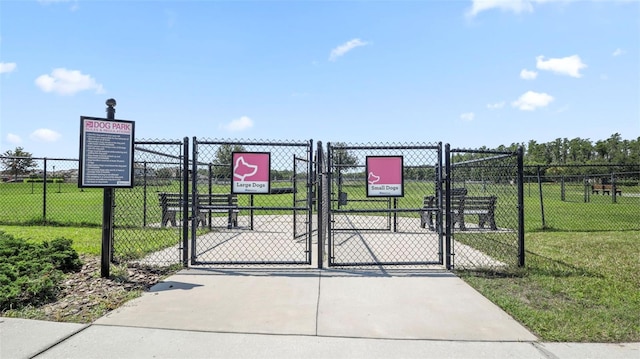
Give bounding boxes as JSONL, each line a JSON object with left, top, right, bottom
{"left": 0, "top": 225, "right": 103, "bottom": 255}
{"left": 459, "top": 231, "right": 640, "bottom": 342}
{"left": 3, "top": 180, "right": 638, "bottom": 231}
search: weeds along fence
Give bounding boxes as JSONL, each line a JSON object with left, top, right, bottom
{"left": 523, "top": 164, "right": 640, "bottom": 231}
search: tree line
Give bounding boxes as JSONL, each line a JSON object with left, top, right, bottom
{"left": 2, "top": 133, "right": 638, "bottom": 181}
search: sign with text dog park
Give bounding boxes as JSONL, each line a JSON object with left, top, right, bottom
{"left": 231, "top": 152, "right": 271, "bottom": 194}
{"left": 366, "top": 156, "right": 404, "bottom": 197}
{"left": 78, "top": 116, "right": 135, "bottom": 188}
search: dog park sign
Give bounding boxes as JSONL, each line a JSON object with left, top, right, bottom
{"left": 366, "top": 156, "right": 404, "bottom": 197}
{"left": 78, "top": 116, "right": 135, "bottom": 188}
{"left": 231, "top": 152, "right": 271, "bottom": 194}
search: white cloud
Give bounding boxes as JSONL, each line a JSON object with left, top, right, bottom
{"left": 460, "top": 112, "right": 475, "bottom": 121}
{"left": 487, "top": 101, "right": 505, "bottom": 110}
{"left": 6, "top": 133, "right": 22, "bottom": 144}
{"left": 35, "top": 68, "right": 105, "bottom": 95}
{"left": 30, "top": 128, "right": 61, "bottom": 142}
{"left": 466, "top": 0, "right": 534, "bottom": 17}
{"left": 520, "top": 69, "right": 538, "bottom": 80}
{"left": 222, "top": 116, "right": 254, "bottom": 132}
{"left": 465, "top": 0, "right": 573, "bottom": 17}
{"left": 612, "top": 48, "right": 625, "bottom": 57}
{"left": 38, "top": 0, "right": 79, "bottom": 11}
{"left": 512, "top": 91, "right": 554, "bottom": 111}
{"left": 329, "top": 39, "right": 369, "bottom": 62}
{"left": 0, "top": 62, "right": 17, "bottom": 74}
{"left": 536, "top": 55, "right": 587, "bottom": 78}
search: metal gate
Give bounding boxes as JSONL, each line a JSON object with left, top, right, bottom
{"left": 326, "top": 142, "right": 443, "bottom": 266}
{"left": 189, "top": 138, "right": 314, "bottom": 265}
{"left": 445, "top": 145, "right": 524, "bottom": 270}
{"left": 113, "top": 139, "right": 524, "bottom": 270}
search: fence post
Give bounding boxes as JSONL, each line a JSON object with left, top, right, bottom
{"left": 561, "top": 176, "right": 565, "bottom": 201}
{"left": 584, "top": 177, "right": 589, "bottom": 203}
{"left": 444, "top": 143, "right": 452, "bottom": 270}
{"left": 611, "top": 172, "right": 617, "bottom": 204}
{"left": 101, "top": 98, "right": 116, "bottom": 278}
{"left": 517, "top": 147, "right": 525, "bottom": 267}
{"left": 143, "top": 161, "right": 148, "bottom": 227}
{"left": 317, "top": 141, "right": 324, "bottom": 269}
{"left": 43, "top": 158, "right": 48, "bottom": 223}
{"left": 537, "top": 166, "right": 546, "bottom": 229}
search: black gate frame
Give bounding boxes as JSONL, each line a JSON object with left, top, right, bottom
{"left": 189, "top": 138, "right": 315, "bottom": 265}
{"left": 325, "top": 142, "right": 444, "bottom": 267}
{"left": 444, "top": 144, "right": 525, "bottom": 270}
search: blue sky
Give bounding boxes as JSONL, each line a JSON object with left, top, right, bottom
{"left": 1, "top": 0, "right": 638, "bottom": 159}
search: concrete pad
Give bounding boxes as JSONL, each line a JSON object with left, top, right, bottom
{"left": 35, "top": 325, "right": 544, "bottom": 359}
{"left": 538, "top": 342, "right": 640, "bottom": 359}
{"left": 317, "top": 271, "right": 537, "bottom": 341}
{"left": 0, "top": 317, "right": 86, "bottom": 359}
{"left": 95, "top": 268, "right": 320, "bottom": 336}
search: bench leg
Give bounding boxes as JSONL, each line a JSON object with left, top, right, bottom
{"left": 454, "top": 213, "right": 466, "bottom": 231}
{"left": 197, "top": 212, "right": 207, "bottom": 228}
{"left": 231, "top": 212, "right": 238, "bottom": 228}
{"left": 419, "top": 210, "right": 436, "bottom": 231}
{"left": 478, "top": 214, "right": 486, "bottom": 229}
{"left": 162, "top": 211, "right": 176, "bottom": 227}
{"left": 489, "top": 214, "right": 497, "bottom": 230}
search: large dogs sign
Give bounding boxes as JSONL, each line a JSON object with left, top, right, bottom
{"left": 231, "top": 152, "right": 271, "bottom": 194}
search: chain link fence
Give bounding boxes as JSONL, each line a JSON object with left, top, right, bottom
{"left": 110, "top": 139, "right": 188, "bottom": 265}
{"left": 0, "top": 156, "right": 103, "bottom": 226}
{"left": 524, "top": 164, "right": 640, "bottom": 232}
{"left": 447, "top": 146, "right": 524, "bottom": 270}
{"left": 3, "top": 147, "right": 638, "bottom": 271}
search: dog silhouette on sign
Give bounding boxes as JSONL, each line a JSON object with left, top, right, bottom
{"left": 233, "top": 156, "right": 258, "bottom": 181}
{"left": 368, "top": 172, "right": 380, "bottom": 185}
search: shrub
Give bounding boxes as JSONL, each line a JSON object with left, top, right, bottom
{"left": 0, "top": 232, "right": 82, "bottom": 311}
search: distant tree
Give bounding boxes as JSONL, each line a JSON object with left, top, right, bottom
{"left": 1, "top": 147, "right": 37, "bottom": 180}
{"left": 330, "top": 142, "right": 359, "bottom": 172}
{"left": 213, "top": 144, "right": 246, "bottom": 179}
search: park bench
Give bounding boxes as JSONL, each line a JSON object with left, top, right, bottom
{"left": 591, "top": 184, "right": 622, "bottom": 196}
{"left": 158, "top": 192, "right": 239, "bottom": 228}
{"left": 420, "top": 188, "right": 498, "bottom": 231}
{"left": 420, "top": 188, "right": 467, "bottom": 230}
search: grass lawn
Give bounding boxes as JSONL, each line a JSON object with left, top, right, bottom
{"left": 459, "top": 230, "right": 640, "bottom": 342}
{"left": 0, "top": 225, "right": 103, "bottom": 255}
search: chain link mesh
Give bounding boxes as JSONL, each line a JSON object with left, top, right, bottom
{"left": 449, "top": 148, "right": 521, "bottom": 270}
{"left": 523, "top": 165, "right": 640, "bottom": 232}
{"left": 327, "top": 142, "right": 442, "bottom": 266}
{"left": 112, "top": 139, "right": 186, "bottom": 265}
{"left": 0, "top": 157, "right": 103, "bottom": 226}
{"left": 190, "top": 138, "right": 313, "bottom": 265}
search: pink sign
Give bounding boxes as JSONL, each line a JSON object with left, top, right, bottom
{"left": 366, "top": 156, "right": 404, "bottom": 197}
{"left": 232, "top": 152, "right": 270, "bottom": 194}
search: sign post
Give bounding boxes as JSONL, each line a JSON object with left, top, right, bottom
{"left": 78, "top": 99, "right": 135, "bottom": 277}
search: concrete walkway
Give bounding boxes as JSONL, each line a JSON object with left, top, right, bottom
{"left": 2, "top": 267, "right": 638, "bottom": 358}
